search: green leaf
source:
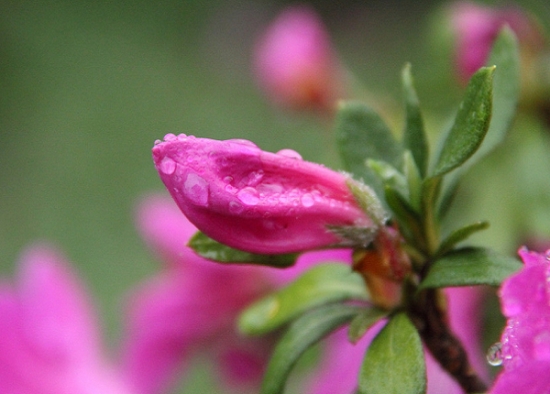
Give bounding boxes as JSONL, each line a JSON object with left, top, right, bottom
{"left": 239, "top": 263, "right": 369, "bottom": 336}
{"left": 261, "top": 304, "right": 360, "bottom": 394}
{"left": 188, "top": 231, "right": 298, "bottom": 268}
{"left": 433, "top": 66, "right": 495, "bottom": 176}
{"left": 384, "top": 185, "right": 422, "bottom": 243}
{"left": 336, "top": 101, "right": 402, "bottom": 197}
{"left": 420, "top": 247, "right": 522, "bottom": 289}
{"left": 402, "top": 63, "right": 428, "bottom": 176}
{"left": 367, "top": 159, "right": 408, "bottom": 198}
{"left": 466, "top": 27, "right": 520, "bottom": 167}
{"left": 437, "top": 221, "right": 490, "bottom": 257}
{"left": 348, "top": 308, "right": 388, "bottom": 344}
{"left": 359, "top": 312, "right": 426, "bottom": 394}
{"left": 404, "top": 151, "right": 422, "bottom": 212}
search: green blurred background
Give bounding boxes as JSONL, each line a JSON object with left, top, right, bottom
{"left": 1, "top": 0, "right": 550, "bottom": 391}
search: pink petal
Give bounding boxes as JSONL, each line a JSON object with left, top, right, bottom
{"left": 152, "top": 134, "right": 370, "bottom": 254}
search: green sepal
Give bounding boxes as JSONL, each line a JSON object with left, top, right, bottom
{"left": 261, "top": 304, "right": 361, "bottom": 394}
{"left": 188, "top": 231, "right": 297, "bottom": 268}
{"left": 402, "top": 63, "right": 428, "bottom": 176}
{"left": 239, "top": 263, "right": 369, "bottom": 336}
{"left": 348, "top": 308, "right": 388, "bottom": 344}
{"left": 336, "top": 101, "right": 403, "bottom": 198}
{"left": 384, "top": 185, "right": 422, "bottom": 243}
{"left": 419, "top": 247, "right": 522, "bottom": 289}
{"left": 359, "top": 312, "right": 426, "bottom": 394}
{"left": 437, "top": 221, "right": 490, "bottom": 257}
{"left": 433, "top": 66, "right": 495, "bottom": 177}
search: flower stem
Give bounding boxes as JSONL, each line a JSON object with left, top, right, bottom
{"left": 409, "top": 289, "right": 487, "bottom": 393}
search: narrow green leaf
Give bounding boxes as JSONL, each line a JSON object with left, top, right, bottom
{"left": 467, "top": 27, "right": 520, "bottom": 166}
{"left": 239, "top": 263, "right": 369, "bottom": 336}
{"left": 437, "top": 221, "right": 490, "bottom": 257}
{"left": 359, "top": 312, "right": 425, "bottom": 394}
{"left": 367, "top": 159, "right": 408, "bottom": 198}
{"left": 384, "top": 186, "right": 422, "bottom": 242}
{"left": 433, "top": 66, "right": 495, "bottom": 176}
{"left": 404, "top": 151, "right": 422, "bottom": 211}
{"left": 261, "top": 304, "right": 360, "bottom": 394}
{"left": 420, "top": 247, "right": 522, "bottom": 289}
{"left": 336, "top": 101, "right": 402, "bottom": 197}
{"left": 402, "top": 63, "right": 428, "bottom": 176}
{"left": 188, "top": 231, "right": 297, "bottom": 268}
{"left": 348, "top": 308, "right": 388, "bottom": 344}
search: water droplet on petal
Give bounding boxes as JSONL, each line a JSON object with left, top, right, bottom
{"left": 154, "top": 139, "right": 162, "bottom": 145}
{"left": 159, "top": 157, "right": 176, "bottom": 175}
{"left": 238, "top": 187, "right": 260, "bottom": 206}
{"left": 184, "top": 173, "right": 209, "bottom": 207}
{"left": 229, "top": 201, "right": 244, "bottom": 214}
{"left": 225, "top": 184, "right": 238, "bottom": 194}
{"left": 276, "top": 149, "right": 303, "bottom": 160}
{"left": 301, "top": 193, "right": 314, "bottom": 207}
{"left": 164, "top": 133, "right": 177, "bottom": 141}
{"left": 177, "top": 133, "right": 187, "bottom": 140}
{"left": 227, "top": 139, "right": 258, "bottom": 148}
{"left": 487, "top": 342, "right": 503, "bottom": 366}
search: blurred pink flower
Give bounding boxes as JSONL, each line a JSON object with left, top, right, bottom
{"left": 490, "top": 247, "right": 550, "bottom": 394}
{"left": 152, "top": 134, "right": 372, "bottom": 254}
{"left": 450, "top": 2, "right": 544, "bottom": 83}
{"left": 124, "top": 193, "right": 354, "bottom": 393}
{"left": 253, "top": 5, "right": 344, "bottom": 112}
{"left": 0, "top": 243, "right": 133, "bottom": 394}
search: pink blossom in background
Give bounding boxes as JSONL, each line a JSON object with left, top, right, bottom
{"left": 253, "top": 5, "right": 344, "bottom": 111}
{"left": 125, "top": 193, "right": 355, "bottom": 393}
{"left": 490, "top": 247, "right": 550, "bottom": 394}
{"left": 450, "top": 2, "right": 544, "bottom": 83}
{"left": 0, "top": 243, "right": 133, "bottom": 394}
{"left": 152, "top": 134, "right": 372, "bottom": 254}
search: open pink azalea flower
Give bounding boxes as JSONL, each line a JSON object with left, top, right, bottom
{"left": 0, "top": 243, "right": 134, "bottom": 394}
{"left": 253, "top": 5, "right": 344, "bottom": 111}
{"left": 490, "top": 247, "right": 550, "bottom": 394}
{"left": 152, "top": 134, "right": 372, "bottom": 254}
{"left": 124, "top": 193, "right": 354, "bottom": 393}
{"left": 449, "top": 2, "right": 545, "bottom": 83}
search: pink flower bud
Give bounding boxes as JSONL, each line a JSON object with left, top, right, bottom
{"left": 490, "top": 247, "right": 550, "bottom": 393}
{"left": 450, "top": 2, "right": 545, "bottom": 84}
{"left": 152, "top": 134, "right": 371, "bottom": 254}
{"left": 253, "top": 5, "right": 344, "bottom": 111}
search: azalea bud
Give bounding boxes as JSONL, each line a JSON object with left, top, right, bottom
{"left": 449, "top": 2, "right": 546, "bottom": 84}
{"left": 152, "top": 134, "right": 372, "bottom": 254}
{"left": 253, "top": 5, "right": 344, "bottom": 112}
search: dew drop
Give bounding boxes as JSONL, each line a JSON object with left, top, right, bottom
{"left": 177, "top": 133, "right": 187, "bottom": 140}
{"left": 227, "top": 139, "right": 258, "bottom": 148}
{"left": 276, "top": 149, "right": 303, "bottom": 160}
{"left": 238, "top": 187, "right": 260, "bottom": 206}
{"left": 154, "top": 139, "right": 162, "bottom": 145}
{"left": 184, "top": 173, "right": 209, "bottom": 207}
{"left": 229, "top": 201, "right": 244, "bottom": 214}
{"left": 223, "top": 176, "right": 234, "bottom": 183}
{"left": 487, "top": 342, "right": 503, "bottom": 366}
{"left": 301, "top": 193, "right": 315, "bottom": 208}
{"left": 225, "top": 184, "right": 238, "bottom": 194}
{"left": 159, "top": 157, "right": 176, "bottom": 175}
{"left": 164, "top": 133, "right": 177, "bottom": 141}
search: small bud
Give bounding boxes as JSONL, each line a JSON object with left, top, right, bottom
{"left": 253, "top": 6, "right": 345, "bottom": 112}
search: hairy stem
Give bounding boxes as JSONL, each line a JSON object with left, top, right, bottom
{"left": 409, "top": 289, "right": 487, "bottom": 393}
